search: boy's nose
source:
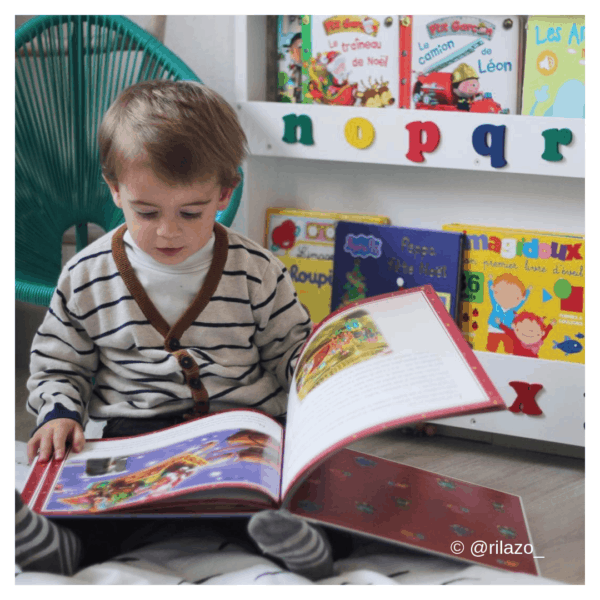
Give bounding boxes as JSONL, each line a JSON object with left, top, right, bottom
{"left": 157, "top": 219, "right": 182, "bottom": 238}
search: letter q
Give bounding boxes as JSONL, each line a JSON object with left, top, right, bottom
{"left": 472, "top": 124, "right": 508, "bottom": 168}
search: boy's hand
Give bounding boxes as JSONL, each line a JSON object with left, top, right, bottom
{"left": 27, "top": 419, "right": 85, "bottom": 464}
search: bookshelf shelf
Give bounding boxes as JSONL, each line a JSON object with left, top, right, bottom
{"left": 234, "top": 15, "right": 585, "bottom": 451}
{"left": 235, "top": 100, "right": 584, "bottom": 178}
{"left": 234, "top": 16, "right": 584, "bottom": 179}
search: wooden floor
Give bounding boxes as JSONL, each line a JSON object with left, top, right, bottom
{"left": 349, "top": 430, "right": 584, "bottom": 584}
{"left": 16, "top": 366, "right": 584, "bottom": 584}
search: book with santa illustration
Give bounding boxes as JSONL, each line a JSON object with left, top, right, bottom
{"left": 300, "top": 14, "right": 400, "bottom": 107}
{"left": 22, "top": 286, "right": 539, "bottom": 575}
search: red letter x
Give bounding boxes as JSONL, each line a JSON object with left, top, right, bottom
{"left": 508, "top": 381, "right": 544, "bottom": 416}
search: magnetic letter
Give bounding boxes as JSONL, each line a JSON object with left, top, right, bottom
{"left": 406, "top": 121, "right": 441, "bottom": 162}
{"left": 344, "top": 117, "right": 375, "bottom": 149}
{"left": 541, "top": 128, "right": 573, "bottom": 161}
{"left": 472, "top": 124, "right": 507, "bottom": 168}
{"left": 282, "top": 114, "right": 315, "bottom": 145}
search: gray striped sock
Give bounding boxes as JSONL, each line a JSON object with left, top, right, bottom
{"left": 15, "top": 490, "right": 82, "bottom": 575}
{"left": 248, "top": 509, "right": 333, "bottom": 580}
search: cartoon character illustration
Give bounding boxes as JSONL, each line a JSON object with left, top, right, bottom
{"left": 341, "top": 260, "right": 367, "bottom": 306}
{"left": 446, "top": 504, "right": 470, "bottom": 514}
{"left": 356, "top": 77, "right": 395, "bottom": 108}
{"left": 452, "top": 63, "right": 483, "bottom": 111}
{"left": 553, "top": 335, "right": 584, "bottom": 356}
{"left": 306, "top": 53, "right": 358, "bottom": 106}
{"left": 492, "top": 502, "right": 505, "bottom": 512}
{"left": 271, "top": 219, "right": 299, "bottom": 252}
{"left": 497, "top": 558, "right": 520, "bottom": 568}
{"left": 450, "top": 524, "right": 474, "bottom": 537}
{"left": 297, "top": 500, "right": 322, "bottom": 513}
{"left": 355, "top": 456, "right": 377, "bottom": 468}
{"left": 401, "top": 530, "right": 425, "bottom": 541}
{"left": 495, "top": 313, "right": 556, "bottom": 358}
{"left": 437, "top": 478, "right": 456, "bottom": 490}
{"left": 394, "top": 497, "right": 411, "bottom": 510}
{"left": 486, "top": 274, "right": 531, "bottom": 354}
{"left": 498, "top": 526, "right": 517, "bottom": 539}
{"left": 388, "top": 480, "right": 410, "bottom": 489}
{"left": 356, "top": 502, "right": 375, "bottom": 514}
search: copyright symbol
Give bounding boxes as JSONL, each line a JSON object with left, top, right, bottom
{"left": 450, "top": 541, "right": 464, "bottom": 555}
{"left": 471, "top": 541, "right": 487, "bottom": 557}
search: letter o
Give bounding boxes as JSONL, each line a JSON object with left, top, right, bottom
{"left": 345, "top": 117, "right": 375, "bottom": 149}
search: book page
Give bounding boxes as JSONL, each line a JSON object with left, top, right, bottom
{"left": 39, "top": 411, "right": 283, "bottom": 515}
{"left": 281, "top": 289, "right": 497, "bottom": 498}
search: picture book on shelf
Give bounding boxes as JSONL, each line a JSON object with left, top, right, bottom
{"left": 521, "top": 16, "right": 585, "bottom": 118}
{"left": 443, "top": 223, "right": 584, "bottom": 364}
{"left": 399, "top": 15, "right": 524, "bottom": 114}
{"left": 22, "top": 287, "right": 537, "bottom": 575}
{"left": 331, "top": 221, "right": 464, "bottom": 322}
{"left": 273, "top": 16, "right": 304, "bottom": 103}
{"left": 265, "top": 208, "right": 390, "bottom": 324}
{"left": 300, "top": 15, "right": 400, "bottom": 107}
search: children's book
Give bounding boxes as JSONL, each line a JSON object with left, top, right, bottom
{"left": 521, "top": 16, "right": 585, "bottom": 118}
{"left": 331, "top": 221, "right": 464, "bottom": 322}
{"left": 399, "top": 15, "right": 524, "bottom": 114}
{"left": 443, "top": 223, "right": 584, "bottom": 364}
{"left": 301, "top": 15, "right": 400, "bottom": 107}
{"left": 273, "top": 16, "right": 304, "bottom": 103}
{"left": 22, "top": 286, "right": 537, "bottom": 575}
{"left": 265, "top": 208, "right": 390, "bottom": 324}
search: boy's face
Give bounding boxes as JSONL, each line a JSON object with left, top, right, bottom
{"left": 105, "top": 163, "right": 231, "bottom": 265}
{"left": 513, "top": 319, "right": 544, "bottom": 345}
{"left": 492, "top": 281, "right": 525, "bottom": 310}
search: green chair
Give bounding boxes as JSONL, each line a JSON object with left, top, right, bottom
{"left": 16, "top": 15, "right": 243, "bottom": 307}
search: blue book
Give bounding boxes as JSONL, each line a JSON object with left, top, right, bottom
{"left": 331, "top": 222, "right": 465, "bottom": 321}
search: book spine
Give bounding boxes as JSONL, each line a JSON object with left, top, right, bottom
{"left": 399, "top": 15, "right": 412, "bottom": 108}
{"left": 301, "top": 15, "right": 313, "bottom": 104}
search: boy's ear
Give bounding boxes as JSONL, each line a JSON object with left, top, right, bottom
{"left": 217, "top": 187, "right": 233, "bottom": 211}
{"left": 103, "top": 175, "right": 122, "bottom": 208}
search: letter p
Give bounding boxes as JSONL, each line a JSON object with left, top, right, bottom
{"left": 406, "top": 121, "right": 441, "bottom": 163}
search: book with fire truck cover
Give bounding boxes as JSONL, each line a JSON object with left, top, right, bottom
{"left": 399, "top": 15, "right": 524, "bottom": 114}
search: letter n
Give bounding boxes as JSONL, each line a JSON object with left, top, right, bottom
{"left": 282, "top": 114, "right": 315, "bottom": 145}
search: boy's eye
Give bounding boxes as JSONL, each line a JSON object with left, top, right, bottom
{"left": 181, "top": 212, "right": 202, "bottom": 220}
{"left": 136, "top": 211, "right": 158, "bottom": 219}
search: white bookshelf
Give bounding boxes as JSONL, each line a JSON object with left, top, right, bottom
{"left": 233, "top": 15, "right": 585, "bottom": 451}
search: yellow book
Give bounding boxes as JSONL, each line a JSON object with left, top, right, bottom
{"left": 443, "top": 224, "right": 584, "bottom": 364}
{"left": 265, "top": 208, "right": 390, "bottom": 324}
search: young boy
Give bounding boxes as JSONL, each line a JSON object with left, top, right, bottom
{"left": 19, "top": 80, "right": 333, "bottom": 579}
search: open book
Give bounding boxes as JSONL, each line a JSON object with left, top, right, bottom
{"left": 23, "top": 286, "right": 537, "bottom": 574}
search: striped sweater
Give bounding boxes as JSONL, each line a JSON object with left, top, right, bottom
{"left": 27, "top": 223, "right": 312, "bottom": 430}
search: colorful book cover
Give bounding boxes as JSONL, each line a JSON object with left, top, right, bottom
{"left": 444, "top": 223, "right": 585, "bottom": 364}
{"left": 330, "top": 222, "right": 464, "bottom": 321}
{"left": 276, "top": 16, "right": 304, "bottom": 103}
{"left": 399, "top": 15, "right": 523, "bottom": 114}
{"left": 521, "top": 16, "right": 585, "bottom": 118}
{"left": 265, "top": 208, "right": 390, "bottom": 324}
{"left": 301, "top": 15, "right": 399, "bottom": 107}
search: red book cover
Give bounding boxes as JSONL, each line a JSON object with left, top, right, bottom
{"left": 289, "top": 448, "right": 539, "bottom": 576}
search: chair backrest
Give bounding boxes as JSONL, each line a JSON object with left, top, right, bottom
{"left": 16, "top": 15, "right": 242, "bottom": 306}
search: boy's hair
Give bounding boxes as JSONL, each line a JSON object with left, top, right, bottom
{"left": 493, "top": 273, "right": 526, "bottom": 295}
{"left": 99, "top": 80, "right": 248, "bottom": 189}
{"left": 513, "top": 311, "right": 546, "bottom": 329}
